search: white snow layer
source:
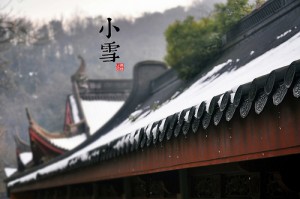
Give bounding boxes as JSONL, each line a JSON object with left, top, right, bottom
{"left": 4, "top": 168, "right": 17, "bottom": 177}
{"left": 69, "top": 95, "right": 80, "bottom": 123}
{"left": 19, "top": 152, "right": 33, "bottom": 165}
{"left": 8, "top": 31, "right": 300, "bottom": 187}
{"left": 81, "top": 100, "right": 124, "bottom": 135}
{"left": 49, "top": 134, "right": 87, "bottom": 150}
{"left": 277, "top": 29, "right": 292, "bottom": 39}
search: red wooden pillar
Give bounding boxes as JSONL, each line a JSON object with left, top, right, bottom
{"left": 179, "top": 169, "right": 189, "bottom": 199}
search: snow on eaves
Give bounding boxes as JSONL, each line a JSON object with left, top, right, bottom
{"left": 7, "top": 31, "right": 300, "bottom": 187}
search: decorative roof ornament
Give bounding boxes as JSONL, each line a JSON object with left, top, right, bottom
{"left": 25, "top": 107, "right": 33, "bottom": 125}
{"left": 71, "top": 55, "right": 88, "bottom": 90}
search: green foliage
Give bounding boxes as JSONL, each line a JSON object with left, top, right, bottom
{"left": 255, "top": 0, "right": 267, "bottom": 8}
{"left": 165, "top": 16, "right": 221, "bottom": 79}
{"left": 165, "top": 0, "right": 255, "bottom": 80}
{"left": 214, "top": 0, "right": 253, "bottom": 33}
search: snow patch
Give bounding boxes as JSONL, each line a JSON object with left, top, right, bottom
{"left": 217, "top": 94, "right": 224, "bottom": 107}
{"left": 69, "top": 95, "right": 80, "bottom": 123}
{"left": 230, "top": 93, "right": 235, "bottom": 103}
{"left": 145, "top": 124, "right": 152, "bottom": 138}
{"left": 159, "top": 118, "right": 166, "bottom": 132}
{"left": 19, "top": 152, "right": 33, "bottom": 165}
{"left": 129, "top": 109, "right": 143, "bottom": 119}
{"left": 81, "top": 100, "right": 124, "bottom": 134}
{"left": 49, "top": 134, "right": 87, "bottom": 150}
{"left": 277, "top": 29, "right": 292, "bottom": 39}
{"left": 4, "top": 168, "right": 17, "bottom": 177}
{"left": 184, "top": 111, "right": 190, "bottom": 122}
{"left": 171, "top": 91, "right": 181, "bottom": 99}
{"left": 152, "top": 124, "right": 158, "bottom": 139}
{"left": 205, "top": 99, "right": 212, "bottom": 112}
{"left": 194, "top": 104, "right": 200, "bottom": 117}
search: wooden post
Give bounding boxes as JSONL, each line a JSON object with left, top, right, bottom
{"left": 123, "top": 177, "right": 132, "bottom": 199}
{"left": 179, "top": 169, "right": 189, "bottom": 199}
{"left": 215, "top": 175, "right": 222, "bottom": 199}
{"left": 53, "top": 189, "right": 57, "bottom": 199}
{"left": 92, "top": 183, "right": 99, "bottom": 199}
{"left": 66, "top": 186, "right": 71, "bottom": 199}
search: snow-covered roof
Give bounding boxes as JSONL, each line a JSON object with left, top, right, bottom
{"left": 7, "top": 29, "right": 300, "bottom": 187}
{"left": 4, "top": 168, "right": 17, "bottom": 178}
{"left": 19, "top": 152, "right": 33, "bottom": 165}
{"left": 30, "top": 99, "right": 123, "bottom": 152}
{"left": 49, "top": 134, "right": 87, "bottom": 150}
{"left": 85, "top": 30, "right": 300, "bottom": 145}
{"left": 81, "top": 100, "right": 124, "bottom": 135}
{"left": 69, "top": 95, "right": 80, "bottom": 123}
{"left": 62, "top": 96, "right": 124, "bottom": 149}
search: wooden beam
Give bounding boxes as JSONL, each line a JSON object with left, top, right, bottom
{"left": 9, "top": 93, "right": 300, "bottom": 193}
{"left": 10, "top": 191, "right": 34, "bottom": 199}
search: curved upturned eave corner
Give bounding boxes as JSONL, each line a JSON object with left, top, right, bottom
{"left": 13, "top": 132, "right": 30, "bottom": 153}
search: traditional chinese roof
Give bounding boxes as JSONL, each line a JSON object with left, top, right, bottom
{"left": 66, "top": 55, "right": 132, "bottom": 136}
{"left": 12, "top": 56, "right": 132, "bottom": 169}
{"left": 70, "top": 78, "right": 132, "bottom": 135}
{"left": 5, "top": 0, "right": 300, "bottom": 192}
{"left": 13, "top": 132, "right": 30, "bottom": 155}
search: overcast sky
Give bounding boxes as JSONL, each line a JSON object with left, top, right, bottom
{"left": 1, "top": 0, "right": 200, "bottom": 22}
